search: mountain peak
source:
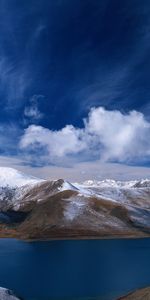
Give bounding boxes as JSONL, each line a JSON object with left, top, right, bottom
{"left": 0, "top": 167, "right": 43, "bottom": 188}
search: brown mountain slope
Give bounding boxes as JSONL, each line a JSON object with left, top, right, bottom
{"left": 118, "top": 287, "right": 150, "bottom": 299}
{"left": 16, "top": 190, "right": 150, "bottom": 240}
{"left": 0, "top": 179, "right": 150, "bottom": 240}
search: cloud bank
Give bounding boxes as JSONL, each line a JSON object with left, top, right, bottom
{"left": 19, "top": 107, "right": 150, "bottom": 165}
{"left": 1, "top": 155, "right": 150, "bottom": 182}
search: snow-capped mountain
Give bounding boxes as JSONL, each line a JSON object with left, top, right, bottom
{"left": 0, "top": 167, "right": 44, "bottom": 210}
{"left": 0, "top": 166, "right": 150, "bottom": 200}
{"left": 0, "top": 167, "right": 150, "bottom": 240}
{"left": 73, "top": 178, "right": 150, "bottom": 206}
{"left": 81, "top": 178, "right": 150, "bottom": 188}
{"left": 0, "top": 167, "right": 150, "bottom": 210}
{"left": 0, "top": 167, "right": 43, "bottom": 188}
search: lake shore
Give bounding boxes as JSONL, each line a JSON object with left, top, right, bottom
{"left": 117, "top": 286, "right": 150, "bottom": 299}
{"left": 0, "top": 230, "right": 149, "bottom": 241}
{"left": 0, "top": 222, "right": 149, "bottom": 241}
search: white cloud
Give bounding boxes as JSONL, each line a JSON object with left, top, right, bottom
{"left": 19, "top": 106, "right": 150, "bottom": 164}
{"left": 24, "top": 106, "right": 43, "bottom": 120}
{"left": 85, "top": 107, "right": 150, "bottom": 161}
{"left": 20, "top": 124, "right": 86, "bottom": 159}
{"left": 24, "top": 94, "right": 44, "bottom": 121}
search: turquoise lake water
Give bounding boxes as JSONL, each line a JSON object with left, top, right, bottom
{"left": 0, "top": 238, "right": 150, "bottom": 300}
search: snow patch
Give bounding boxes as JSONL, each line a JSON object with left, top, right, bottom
{"left": 63, "top": 197, "right": 87, "bottom": 221}
{"left": 59, "top": 181, "right": 78, "bottom": 192}
{"left": 82, "top": 179, "right": 138, "bottom": 188}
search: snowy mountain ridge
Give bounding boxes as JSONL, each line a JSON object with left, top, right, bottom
{"left": 0, "top": 167, "right": 150, "bottom": 240}
{"left": 0, "top": 167, "right": 149, "bottom": 190}
{"left": 0, "top": 167, "right": 150, "bottom": 211}
{"left": 81, "top": 178, "right": 150, "bottom": 188}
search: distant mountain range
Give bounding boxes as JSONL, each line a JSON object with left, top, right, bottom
{"left": 0, "top": 167, "right": 150, "bottom": 240}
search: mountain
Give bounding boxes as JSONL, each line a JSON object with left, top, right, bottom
{"left": 0, "top": 167, "right": 44, "bottom": 211}
{"left": 0, "top": 167, "right": 150, "bottom": 240}
{"left": 0, "top": 167, "right": 42, "bottom": 188}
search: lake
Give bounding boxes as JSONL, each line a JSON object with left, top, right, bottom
{"left": 0, "top": 238, "right": 150, "bottom": 300}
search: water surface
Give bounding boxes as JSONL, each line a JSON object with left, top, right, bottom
{"left": 0, "top": 238, "right": 150, "bottom": 300}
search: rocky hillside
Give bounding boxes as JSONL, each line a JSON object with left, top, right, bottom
{"left": 0, "top": 167, "right": 150, "bottom": 240}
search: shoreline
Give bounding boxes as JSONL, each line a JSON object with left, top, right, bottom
{"left": 0, "top": 232, "right": 149, "bottom": 242}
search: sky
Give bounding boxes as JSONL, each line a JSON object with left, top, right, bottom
{"left": 1, "top": 0, "right": 150, "bottom": 180}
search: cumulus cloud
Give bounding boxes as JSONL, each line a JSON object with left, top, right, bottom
{"left": 85, "top": 107, "right": 150, "bottom": 161}
{"left": 20, "top": 124, "right": 86, "bottom": 159}
{"left": 19, "top": 107, "right": 150, "bottom": 165}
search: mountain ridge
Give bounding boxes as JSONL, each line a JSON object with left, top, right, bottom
{"left": 0, "top": 167, "right": 150, "bottom": 240}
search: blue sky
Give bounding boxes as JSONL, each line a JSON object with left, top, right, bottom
{"left": 1, "top": 0, "right": 150, "bottom": 180}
